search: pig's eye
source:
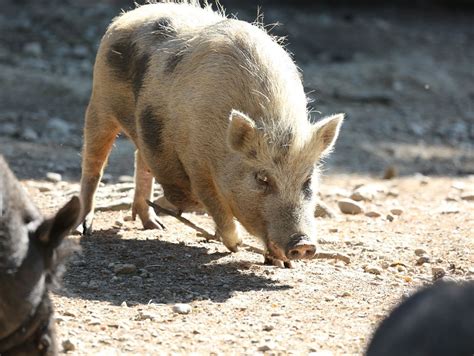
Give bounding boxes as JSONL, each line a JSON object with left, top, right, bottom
{"left": 255, "top": 171, "right": 270, "bottom": 191}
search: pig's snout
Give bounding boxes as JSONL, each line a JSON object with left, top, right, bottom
{"left": 286, "top": 234, "right": 316, "bottom": 260}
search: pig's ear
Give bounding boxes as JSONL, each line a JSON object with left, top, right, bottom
{"left": 310, "top": 114, "right": 344, "bottom": 158}
{"left": 227, "top": 110, "right": 257, "bottom": 155}
{"left": 35, "top": 196, "right": 81, "bottom": 249}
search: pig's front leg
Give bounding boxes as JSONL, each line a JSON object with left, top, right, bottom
{"left": 195, "top": 177, "right": 242, "bottom": 252}
{"left": 132, "top": 150, "right": 166, "bottom": 230}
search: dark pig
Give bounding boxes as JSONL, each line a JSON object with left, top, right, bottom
{"left": 366, "top": 281, "right": 474, "bottom": 356}
{"left": 0, "top": 155, "right": 80, "bottom": 355}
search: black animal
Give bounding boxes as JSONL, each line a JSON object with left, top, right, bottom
{"left": 0, "top": 155, "right": 80, "bottom": 355}
{"left": 366, "top": 281, "right": 474, "bottom": 356}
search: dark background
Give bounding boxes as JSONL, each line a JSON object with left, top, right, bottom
{"left": 0, "top": 0, "right": 473, "bottom": 179}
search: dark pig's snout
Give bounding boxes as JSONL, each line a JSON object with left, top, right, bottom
{"left": 285, "top": 234, "right": 316, "bottom": 260}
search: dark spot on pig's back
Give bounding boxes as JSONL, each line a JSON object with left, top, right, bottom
{"left": 151, "top": 17, "right": 176, "bottom": 40}
{"left": 139, "top": 106, "right": 164, "bottom": 154}
{"left": 107, "top": 36, "right": 150, "bottom": 99}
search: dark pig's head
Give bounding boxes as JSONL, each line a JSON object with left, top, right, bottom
{"left": 224, "top": 110, "right": 343, "bottom": 262}
{"left": 0, "top": 156, "right": 80, "bottom": 354}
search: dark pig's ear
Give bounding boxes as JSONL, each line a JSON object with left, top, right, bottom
{"left": 35, "top": 196, "right": 81, "bottom": 249}
{"left": 309, "top": 113, "right": 344, "bottom": 159}
{"left": 227, "top": 110, "right": 257, "bottom": 156}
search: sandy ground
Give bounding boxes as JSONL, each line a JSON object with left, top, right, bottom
{"left": 23, "top": 174, "right": 473, "bottom": 355}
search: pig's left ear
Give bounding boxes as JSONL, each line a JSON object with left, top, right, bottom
{"left": 35, "top": 196, "right": 81, "bottom": 249}
{"left": 227, "top": 110, "right": 257, "bottom": 156}
{"left": 310, "top": 113, "right": 344, "bottom": 158}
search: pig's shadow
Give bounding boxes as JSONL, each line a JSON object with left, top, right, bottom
{"left": 58, "top": 229, "right": 290, "bottom": 305}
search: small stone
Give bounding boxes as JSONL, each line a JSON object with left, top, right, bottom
{"left": 315, "top": 202, "right": 335, "bottom": 218}
{"left": 460, "top": 193, "right": 474, "bottom": 201}
{"left": 451, "top": 181, "right": 465, "bottom": 191}
{"left": 22, "top": 127, "right": 39, "bottom": 141}
{"left": 386, "top": 214, "right": 394, "bottom": 222}
{"left": 114, "top": 264, "right": 137, "bottom": 275}
{"left": 258, "top": 345, "right": 272, "bottom": 352}
{"left": 338, "top": 199, "right": 363, "bottom": 215}
{"left": 262, "top": 325, "right": 274, "bottom": 331}
{"left": 364, "top": 265, "right": 382, "bottom": 275}
{"left": 415, "top": 248, "right": 428, "bottom": 256}
{"left": 173, "top": 303, "right": 192, "bottom": 314}
{"left": 329, "top": 228, "right": 338, "bottom": 233}
{"left": 114, "top": 219, "right": 124, "bottom": 227}
{"left": 365, "top": 211, "right": 381, "bottom": 218}
{"left": 23, "top": 42, "right": 42, "bottom": 56}
{"left": 416, "top": 256, "right": 431, "bottom": 265}
{"left": 88, "top": 318, "right": 101, "bottom": 326}
{"left": 121, "top": 301, "right": 128, "bottom": 307}
{"left": 432, "top": 267, "right": 446, "bottom": 280}
{"left": 118, "top": 175, "right": 134, "bottom": 183}
{"left": 62, "top": 339, "right": 75, "bottom": 352}
{"left": 351, "top": 186, "right": 376, "bottom": 201}
{"left": 45, "top": 172, "right": 62, "bottom": 183}
{"left": 382, "top": 166, "right": 397, "bottom": 180}
{"left": 101, "top": 173, "right": 113, "bottom": 183}
{"left": 439, "top": 206, "right": 460, "bottom": 214}
{"left": 390, "top": 208, "right": 403, "bottom": 216}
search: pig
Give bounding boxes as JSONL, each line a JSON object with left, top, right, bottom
{"left": 78, "top": 1, "right": 343, "bottom": 266}
{"left": 366, "top": 281, "right": 474, "bottom": 356}
{"left": 0, "top": 155, "right": 80, "bottom": 355}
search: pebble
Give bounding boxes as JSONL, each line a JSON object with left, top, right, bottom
{"left": 315, "top": 202, "right": 335, "bottom": 218}
{"left": 257, "top": 344, "right": 272, "bottom": 352}
{"left": 173, "top": 303, "right": 192, "bottom": 314}
{"left": 386, "top": 214, "right": 394, "bottom": 222}
{"left": 338, "top": 199, "right": 363, "bottom": 214}
{"left": 365, "top": 211, "right": 381, "bottom": 218}
{"left": 460, "top": 193, "right": 474, "bottom": 201}
{"left": 416, "top": 256, "right": 431, "bottom": 265}
{"left": 350, "top": 186, "right": 376, "bottom": 201}
{"left": 390, "top": 208, "right": 403, "bottom": 216}
{"left": 118, "top": 175, "right": 134, "bottom": 183}
{"left": 382, "top": 166, "right": 397, "bottom": 180}
{"left": 22, "top": 127, "right": 39, "bottom": 141}
{"left": 432, "top": 267, "right": 446, "bottom": 280}
{"left": 23, "top": 42, "right": 42, "bottom": 56}
{"left": 62, "top": 339, "right": 75, "bottom": 352}
{"left": 121, "top": 301, "right": 128, "bottom": 307}
{"left": 262, "top": 325, "right": 274, "bottom": 331}
{"left": 114, "top": 264, "right": 137, "bottom": 275}
{"left": 364, "top": 265, "right": 382, "bottom": 275}
{"left": 46, "top": 172, "right": 62, "bottom": 183}
{"left": 415, "top": 248, "right": 428, "bottom": 256}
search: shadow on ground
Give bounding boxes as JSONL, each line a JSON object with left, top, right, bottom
{"left": 59, "top": 229, "right": 290, "bottom": 305}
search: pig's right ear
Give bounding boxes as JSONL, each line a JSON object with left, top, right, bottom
{"left": 227, "top": 110, "right": 257, "bottom": 155}
{"left": 35, "top": 196, "right": 81, "bottom": 249}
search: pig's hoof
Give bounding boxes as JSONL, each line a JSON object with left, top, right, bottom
{"left": 77, "top": 215, "right": 94, "bottom": 236}
{"left": 142, "top": 216, "right": 166, "bottom": 230}
{"left": 222, "top": 238, "right": 242, "bottom": 253}
{"left": 264, "top": 256, "right": 294, "bottom": 269}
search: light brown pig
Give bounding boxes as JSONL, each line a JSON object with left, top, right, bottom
{"left": 78, "top": 1, "right": 343, "bottom": 266}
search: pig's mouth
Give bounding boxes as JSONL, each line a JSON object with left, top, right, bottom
{"left": 264, "top": 233, "right": 317, "bottom": 266}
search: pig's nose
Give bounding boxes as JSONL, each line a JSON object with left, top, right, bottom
{"left": 286, "top": 234, "right": 316, "bottom": 260}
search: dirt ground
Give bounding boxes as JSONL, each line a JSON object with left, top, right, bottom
{"left": 1, "top": 0, "right": 473, "bottom": 355}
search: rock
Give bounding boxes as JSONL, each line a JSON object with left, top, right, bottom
{"left": 338, "top": 199, "right": 363, "bottom": 215}
{"left": 121, "top": 301, "right": 128, "bottom": 307}
{"left": 351, "top": 185, "right": 376, "bottom": 201}
{"left": 364, "top": 265, "right": 382, "bottom": 275}
{"left": 451, "top": 181, "right": 465, "bottom": 191}
{"left": 114, "top": 264, "right": 137, "bottom": 275}
{"left": 415, "top": 248, "right": 428, "bottom": 256}
{"left": 390, "top": 208, "right": 403, "bottom": 216}
{"left": 432, "top": 267, "right": 446, "bottom": 281}
{"left": 262, "top": 325, "right": 274, "bottom": 331}
{"left": 62, "top": 339, "right": 75, "bottom": 352}
{"left": 173, "top": 303, "right": 192, "bottom": 314}
{"left": 460, "top": 193, "right": 474, "bottom": 201}
{"left": 46, "top": 172, "right": 62, "bottom": 183}
{"left": 21, "top": 127, "right": 39, "bottom": 141}
{"left": 365, "top": 211, "right": 381, "bottom": 218}
{"left": 439, "top": 205, "right": 460, "bottom": 214}
{"left": 118, "top": 175, "right": 134, "bottom": 183}
{"left": 416, "top": 256, "right": 431, "bottom": 265}
{"left": 101, "top": 173, "right": 113, "bottom": 183}
{"left": 257, "top": 344, "right": 273, "bottom": 352}
{"left": 23, "top": 42, "right": 42, "bottom": 56}
{"left": 0, "top": 122, "right": 17, "bottom": 136}
{"left": 328, "top": 228, "right": 338, "bottom": 233}
{"left": 386, "top": 214, "right": 394, "bottom": 222}
{"left": 382, "top": 166, "right": 397, "bottom": 180}
{"left": 315, "top": 202, "right": 335, "bottom": 218}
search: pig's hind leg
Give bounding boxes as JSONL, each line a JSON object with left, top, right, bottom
{"left": 79, "top": 104, "right": 120, "bottom": 234}
{"left": 132, "top": 150, "right": 166, "bottom": 230}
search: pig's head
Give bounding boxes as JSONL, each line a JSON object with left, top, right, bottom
{"left": 0, "top": 157, "right": 80, "bottom": 355}
{"left": 224, "top": 110, "right": 343, "bottom": 262}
